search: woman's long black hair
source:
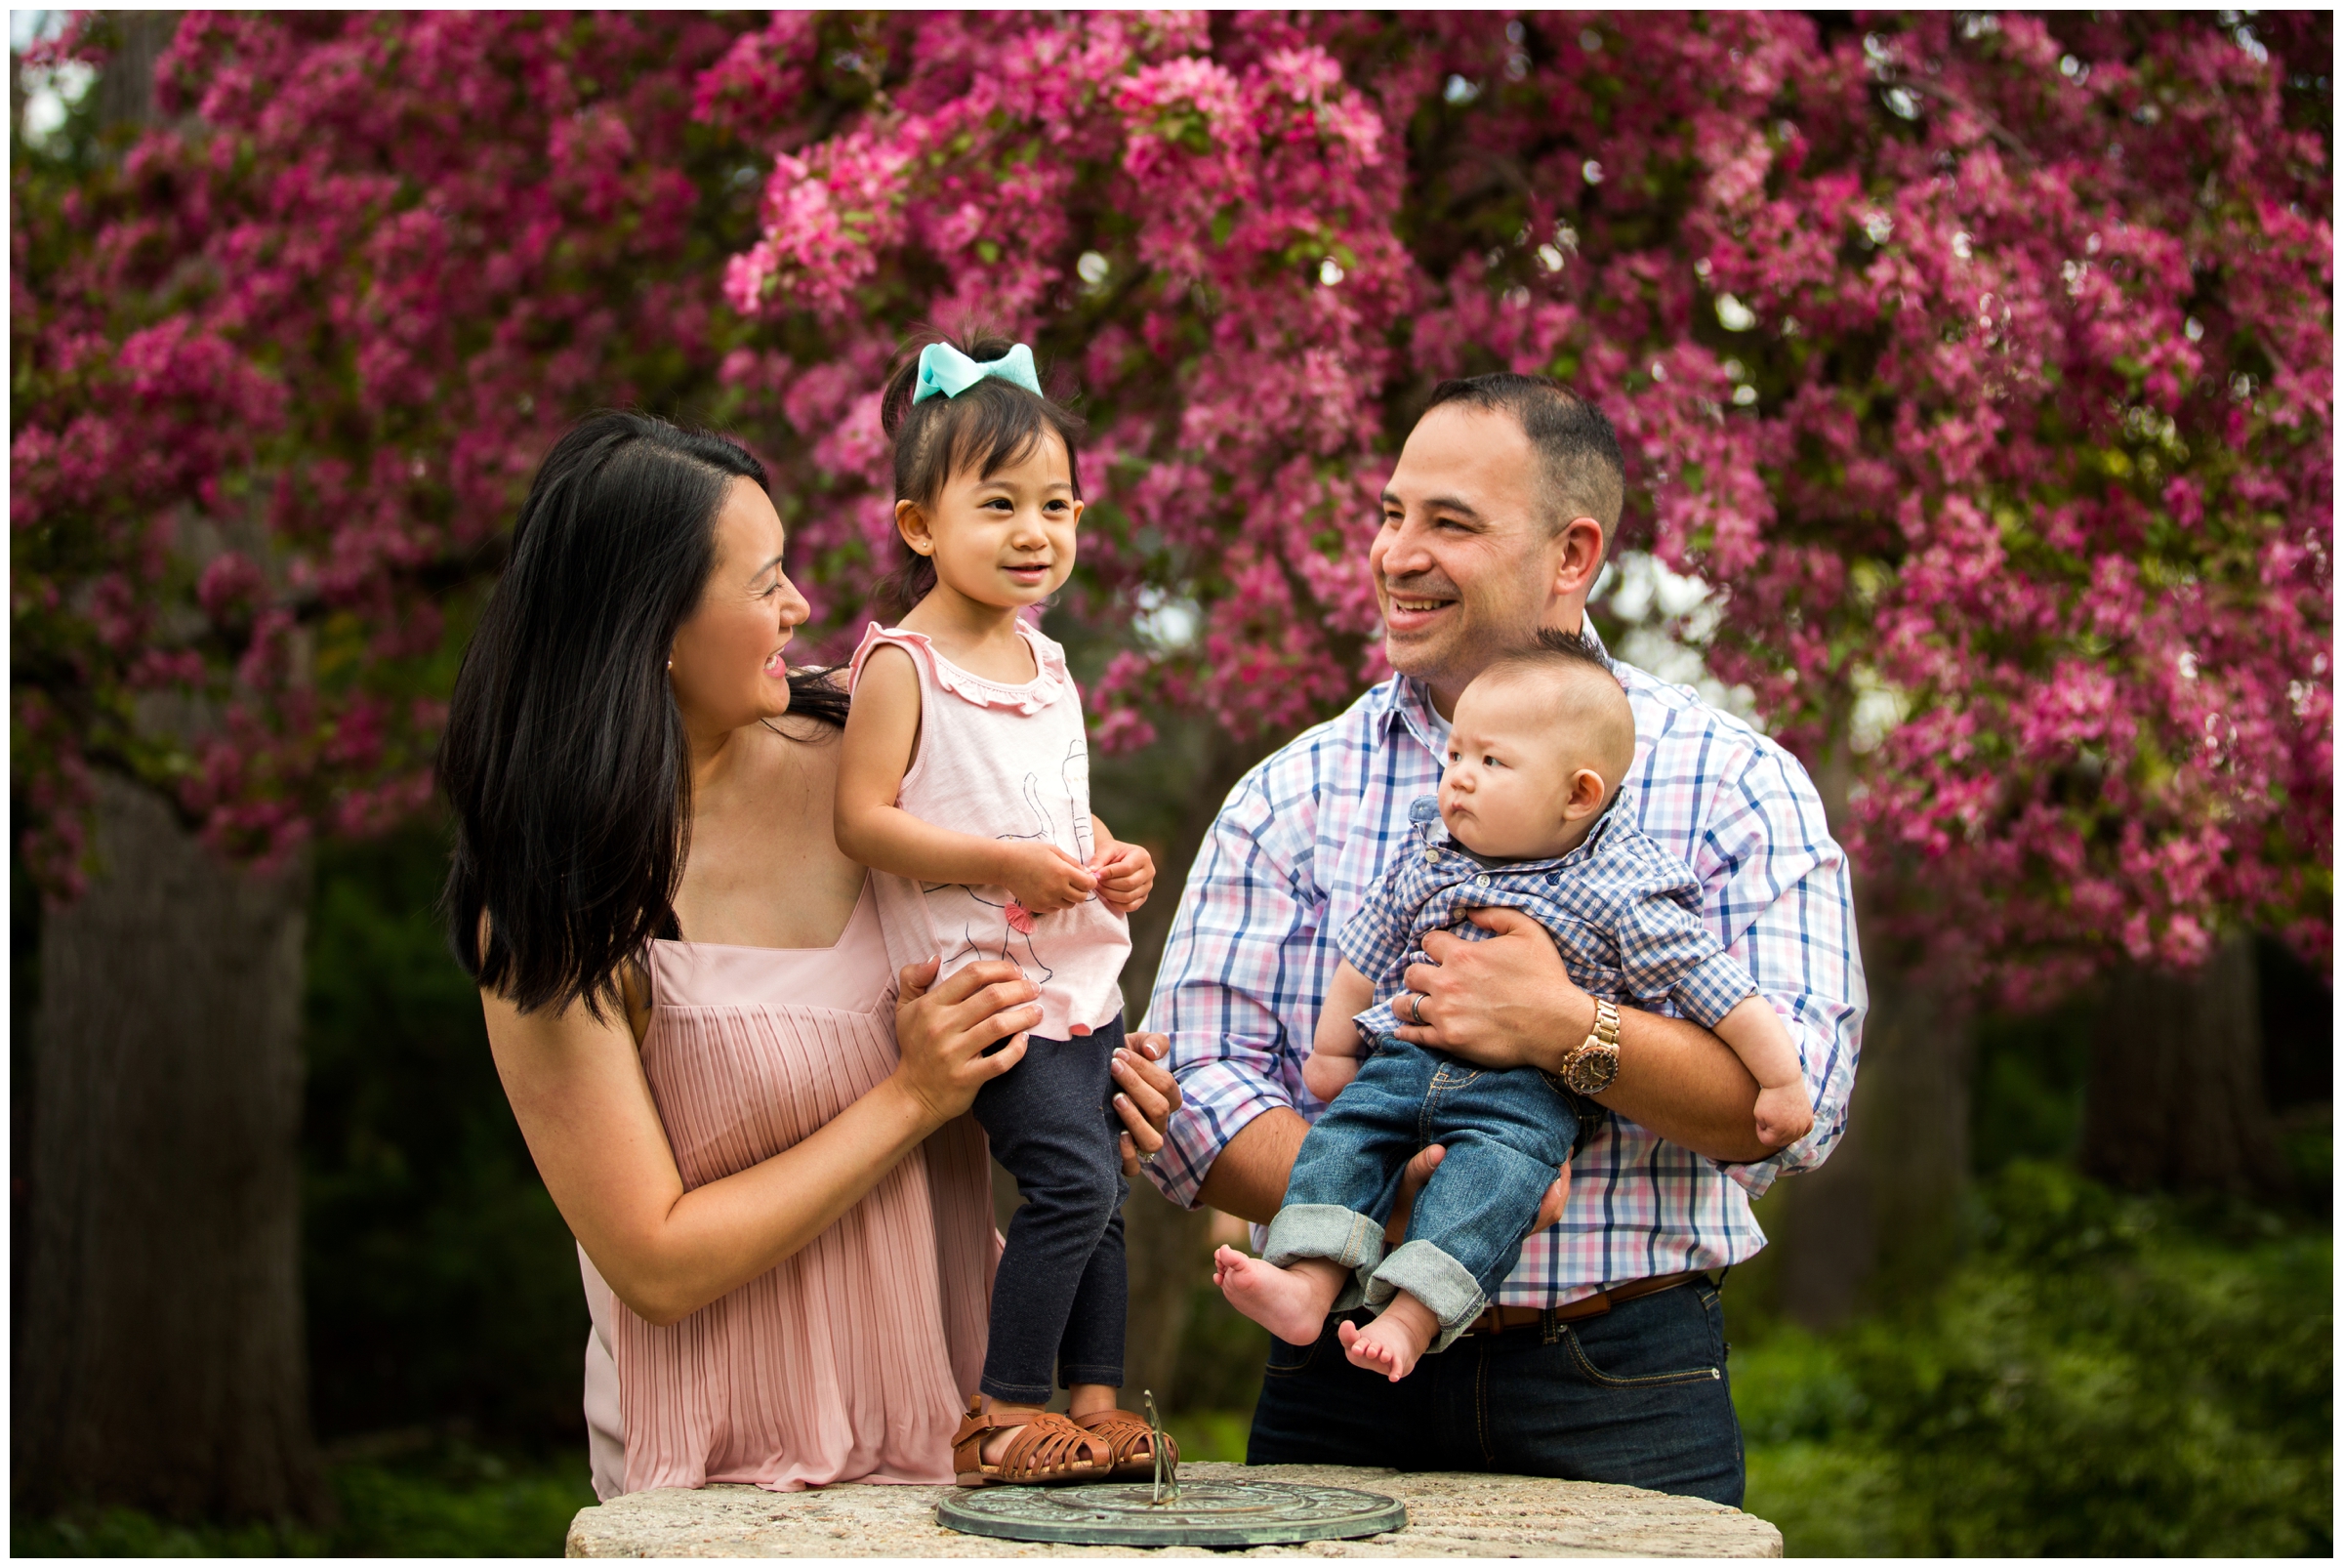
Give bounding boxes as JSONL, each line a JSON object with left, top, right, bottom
{"left": 437, "top": 409, "right": 845, "bottom": 1017}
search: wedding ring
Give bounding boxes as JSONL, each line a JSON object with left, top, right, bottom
{"left": 1402, "top": 991, "right": 1426, "bottom": 1026}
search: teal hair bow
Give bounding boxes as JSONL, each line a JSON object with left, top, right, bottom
{"left": 912, "top": 341, "right": 1043, "bottom": 403}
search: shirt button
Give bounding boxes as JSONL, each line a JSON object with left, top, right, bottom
{"left": 1474, "top": 874, "right": 1490, "bottom": 887}
{"left": 1424, "top": 848, "right": 1441, "bottom": 864}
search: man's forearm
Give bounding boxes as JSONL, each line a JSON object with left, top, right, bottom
{"left": 1594, "top": 1006, "right": 1769, "bottom": 1164}
{"left": 1193, "top": 1105, "right": 1309, "bottom": 1225}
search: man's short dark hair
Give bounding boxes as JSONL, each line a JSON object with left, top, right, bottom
{"left": 1422, "top": 374, "right": 1624, "bottom": 536}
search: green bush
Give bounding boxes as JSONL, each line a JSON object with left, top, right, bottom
{"left": 1738, "top": 1161, "right": 2333, "bottom": 1556}
{"left": 303, "top": 822, "right": 589, "bottom": 1446}
{"left": 10, "top": 1438, "right": 596, "bottom": 1558}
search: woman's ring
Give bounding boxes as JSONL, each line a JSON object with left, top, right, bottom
{"left": 1402, "top": 991, "right": 1426, "bottom": 1026}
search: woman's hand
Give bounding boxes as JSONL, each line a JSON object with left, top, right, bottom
{"left": 1088, "top": 819, "right": 1156, "bottom": 914}
{"left": 891, "top": 957, "right": 1042, "bottom": 1123}
{"left": 1112, "top": 1030, "right": 1181, "bottom": 1177}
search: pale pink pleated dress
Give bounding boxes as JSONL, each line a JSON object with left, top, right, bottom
{"left": 578, "top": 882, "right": 998, "bottom": 1497}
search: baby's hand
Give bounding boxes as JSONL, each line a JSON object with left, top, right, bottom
{"left": 1001, "top": 840, "right": 1098, "bottom": 915}
{"left": 1089, "top": 835, "right": 1155, "bottom": 914}
{"left": 1302, "top": 1050, "right": 1359, "bottom": 1103}
{"left": 1753, "top": 1082, "right": 1814, "bottom": 1149}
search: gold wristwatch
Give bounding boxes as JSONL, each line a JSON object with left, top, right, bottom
{"left": 1559, "top": 997, "right": 1622, "bottom": 1095}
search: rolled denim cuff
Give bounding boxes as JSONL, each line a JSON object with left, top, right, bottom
{"left": 1362, "top": 1238, "right": 1488, "bottom": 1354}
{"left": 1263, "top": 1203, "right": 1386, "bottom": 1312}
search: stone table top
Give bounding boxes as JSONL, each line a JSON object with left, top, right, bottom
{"left": 563, "top": 1463, "right": 1782, "bottom": 1558}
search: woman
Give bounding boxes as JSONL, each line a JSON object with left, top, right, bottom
{"left": 437, "top": 411, "right": 1179, "bottom": 1496}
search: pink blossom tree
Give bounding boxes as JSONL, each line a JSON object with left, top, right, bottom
{"left": 11, "top": 10, "right": 765, "bottom": 1517}
{"left": 710, "top": 9, "right": 2327, "bottom": 1000}
{"left": 11, "top": 8, "right": 2328, "bottom": 1510}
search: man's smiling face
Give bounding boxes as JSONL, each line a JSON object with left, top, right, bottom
{"left": 1371, "top": 402, "right": 1577, "bottom": 716}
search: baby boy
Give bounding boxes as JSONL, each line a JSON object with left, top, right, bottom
{"left": 1215, "top": 629, "right": 1813, "bottom": 1381}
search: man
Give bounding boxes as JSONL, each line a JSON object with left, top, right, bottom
{"left": 1142, "top": 375, "right": 1865, "bottom": 1505}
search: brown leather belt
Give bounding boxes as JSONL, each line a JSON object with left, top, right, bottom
{"left": 1459, "top": 1270, "right": 1708, "bottom": 1338}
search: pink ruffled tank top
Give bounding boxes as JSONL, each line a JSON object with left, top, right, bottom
{"left": 847, "top": 620, "right": 1130, "bottom": 1040}
{"left": 577, "top": 882, "right": 998, "bottom": 1497}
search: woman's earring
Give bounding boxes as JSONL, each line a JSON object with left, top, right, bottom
{"left": 666, "top": 657, "right": 675, "bottom": 672}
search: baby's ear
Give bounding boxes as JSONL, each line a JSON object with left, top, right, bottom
{"left": 1563, "top": 766, "right": 1609, "bottom": 820}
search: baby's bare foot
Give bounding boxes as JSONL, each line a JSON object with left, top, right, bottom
{"left": 1214, "top": 1245, "right": 1341, "bottom": 1345}
{"left": 1337, "top": 1294, "right": 1438, "bottom": 1382}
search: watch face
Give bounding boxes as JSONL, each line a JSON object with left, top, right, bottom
{"left": 1564, "top": 1044, "right": 1620, "bottom": 1095}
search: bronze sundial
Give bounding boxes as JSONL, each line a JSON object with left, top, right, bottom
{"left": 936, "top": 1391, "right": 1404, "bottom": 1548}
{"left": 935, "top": 1477, "right": 1406, "bottom": 1548}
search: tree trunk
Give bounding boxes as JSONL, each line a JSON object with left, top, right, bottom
{"left": 2080, "top": 930, "right": 2284, "bottom": 1198}
{"left": 1748, "top": 744, "right": 1977, "bottom": 1330}
{"left": 91, "top": 11, "right": 180, "bottom": 131}
{"left": 1761, "top": 939, "right": 1973, "bottom": 1330}
{"left": 17, "top": 772, "right": 327, "bottom": 1522}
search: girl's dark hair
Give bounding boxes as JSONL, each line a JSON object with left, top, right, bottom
{"left": 875, "top": 332, "right": 1087, "bottom": 615}
{"left": 436, "top": 409, "right": 844, "bottom": 1017}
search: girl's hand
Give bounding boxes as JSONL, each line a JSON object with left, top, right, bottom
{"left": 1088, "top": 831, "right": 1155, "bottom": 914}
{"left": 1112, "top": 1031, "right": 1181, "bottom": 1177}
{"left": 1001, "top": 840, "right": 1098, "bottom": 915}
{"left": 891, "top": 957, "right": 1041, "bottom": 1123}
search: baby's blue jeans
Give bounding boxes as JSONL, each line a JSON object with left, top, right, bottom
{"left": 1264, "top": 1040, "right": 1577, "bottom": 1351}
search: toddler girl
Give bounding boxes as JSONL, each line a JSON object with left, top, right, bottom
{"left": 836, "top": 336, "right": 1166, "bottom": 1487}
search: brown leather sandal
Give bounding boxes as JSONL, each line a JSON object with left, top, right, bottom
{"left": 950, "top": 1397, "right": 1112, "bottom": 1487}
{"left": 1069, "top": 1407, "right": 1178, "bottom": 1481}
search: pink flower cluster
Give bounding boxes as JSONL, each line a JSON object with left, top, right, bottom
{"left": 13, "top": 12, "right": 2327, "bottom": 1003}
{"left": 14, "top": 12, "right": 744, "bottom": 882}
{"left": 711, "top": 11, "right": 2330, "bottom": 996}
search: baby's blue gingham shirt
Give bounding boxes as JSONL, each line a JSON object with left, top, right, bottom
{"left": 1343, "top": 796, "right": 1757, "bottom": 1044}
{"left": 1142, "top": 640, "right": 1866, "bottom": 1306}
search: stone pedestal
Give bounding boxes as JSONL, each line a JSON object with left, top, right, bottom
{"left": 564, "top": 1463, "right": 1782, "bottom": 1557}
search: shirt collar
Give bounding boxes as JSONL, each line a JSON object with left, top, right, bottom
{"left": 1376, "top": 675, "right": 1451, "bottom": 762}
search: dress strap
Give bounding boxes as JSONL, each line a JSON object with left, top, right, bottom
{"left": 846, "top": 620, "right": 1069, "bottom": 715}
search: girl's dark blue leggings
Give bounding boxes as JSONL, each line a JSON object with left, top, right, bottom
{"left": 969, "top": 1014, "right": 1128, "bottom": 1403}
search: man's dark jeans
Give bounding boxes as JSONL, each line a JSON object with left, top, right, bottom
{"left": 971, "top": 1015, "right": 1128, "bottom": 1404}
{"left": 1246, "top": 1277, "right": 1745, "bottom": 1506}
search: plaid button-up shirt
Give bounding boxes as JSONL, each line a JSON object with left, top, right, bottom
{"left": 1143, "top": 649, "right": 1866, "bottom": 1304}
{"left": 1344, "top": 795, "right": 1758, "bottom": 1045}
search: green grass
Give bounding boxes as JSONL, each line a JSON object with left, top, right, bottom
{"left": 12, "top": 1437, "right": 596, "bottom": 1558}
